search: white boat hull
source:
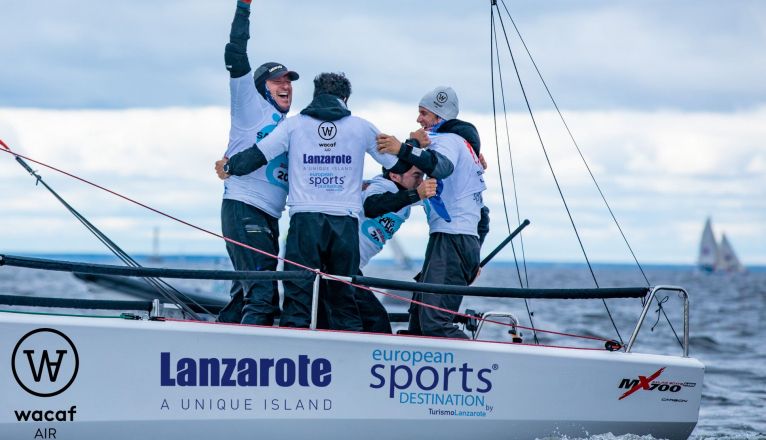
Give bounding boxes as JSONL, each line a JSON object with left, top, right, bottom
{"left": 1, "top": 312, "right": 703, "bottom": 440}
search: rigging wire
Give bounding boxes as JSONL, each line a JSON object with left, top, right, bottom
{"left": 490, "top": 8, "right": 538, "bottom": 344}
{"left": 496, "top": 0, "right": 682, "bottom": 347}
{"left": 491, "top": 2, "right": 624, "bottom": 345}
{"left": 2, "top": 141, "right": 211, "bottom": 319}
{"left": 491, "top": 12, "right": 524, "bottom": 287}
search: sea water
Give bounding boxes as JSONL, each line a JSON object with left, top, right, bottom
{"left": 0, "top": 255, "right": 764, "bottom": 440}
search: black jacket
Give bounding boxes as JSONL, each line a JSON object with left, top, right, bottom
{"left": 437, "top": 119, "right": 481, "bottom": 154}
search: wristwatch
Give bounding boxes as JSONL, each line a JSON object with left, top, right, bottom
{"left": 223, "top": 162, "right": 231, "bottom": 174}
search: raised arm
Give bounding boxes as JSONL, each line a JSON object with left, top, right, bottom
{"left": 225, "top": 1, "right": 253, "bottom": 79}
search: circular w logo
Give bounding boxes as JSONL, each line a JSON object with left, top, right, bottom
{"left": 318, "top": 121, "right": 337, "bottom": 140}
{"left": 12, "top": 328, "right": 80, "bottom": 397}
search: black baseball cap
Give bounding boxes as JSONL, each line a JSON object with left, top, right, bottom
{"left": 383, "top": 161, "right": 413, "bottom": 175}
{"left": 254, "top": 62, "right": 299, "bottom": 84}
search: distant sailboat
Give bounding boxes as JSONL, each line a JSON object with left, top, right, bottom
{"left": 716, "top": 234, "right": 745, "bottom": 272}
{"left": 697, "top": 218, "right": 745, "bottom": 272}
{"left": 697, "top": 218, "right": 718, "bottom": 272}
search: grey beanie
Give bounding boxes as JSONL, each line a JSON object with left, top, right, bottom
{"left": 419, "top": 86, "right": 459, "bottom": 120}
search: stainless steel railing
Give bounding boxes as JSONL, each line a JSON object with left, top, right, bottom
{"left": 626, "top": 285, "right": 690, "bottom": 357}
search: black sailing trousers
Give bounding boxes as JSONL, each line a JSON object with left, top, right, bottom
{"left": 355, "top": 270, "right": 393, "bottom": 334}
{"left": 218, "top": 199, "right": 280, "bottom": 325}
{"left": 408, "top": 232, "right": 480, "bottom": 339}
{"left": 280, "top": 212, "right": 363, "bottom": 331}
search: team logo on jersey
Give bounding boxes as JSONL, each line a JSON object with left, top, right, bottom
{"left": 265, "top": 152, "right": 289, "bottom": 190}
{"left": 318, "top": 121, "right": 337, "bottom": 140}
{"left": 256, "top": 113, "right": 283, "bottom": 141}
{"left": 361, "top": 212, "right": 407, "bottom": 249}
{"left": 12, "top": 328, "right": 80, "bottom": 397}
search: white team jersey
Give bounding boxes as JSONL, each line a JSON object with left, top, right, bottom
{"left": 423, "top": 132, "right": 486, "bottom": 236}
{"left": 358, "top": 176, "right": 412, "bottom": 269}
{"left": 256, "top": 111, "right": 398, "bottom": 218}
{"left": 223, "top": 74, "right": 289, "bottom": 218}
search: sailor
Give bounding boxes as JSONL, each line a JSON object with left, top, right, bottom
{"left": 356, "top": 164, "right": 437, "bottom": 333}
{"left": 216, "top": 72, "right": 403, "bottom": 331}
{"left": 377, "top": 86, "right": 486, "bottom": 339}
{"left": 430, "top": 115, "right": 490, "bottom": 246}
{"left": 215, "top": 0, "right": 299, "bottom": 326}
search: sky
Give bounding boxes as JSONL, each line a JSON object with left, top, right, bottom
{"left": 1, "top": 0, "right": 764, "bottom": 266}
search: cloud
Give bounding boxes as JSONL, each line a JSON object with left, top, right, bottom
{"left": 1, "top": 1, "right": 765, "bottom": 112}
{"left": 1, "top": 104, "right": 764, "bottom": 265}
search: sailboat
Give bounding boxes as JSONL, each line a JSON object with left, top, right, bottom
{"left": 697, "top": 217, "right": 745, "bottom": 272}
{"left": 0, "top": 2, "right": 704, "bottom": 439}
{"left": 697, "top": 218, "right": 718, "bottom": 272}
{"left": 717, "top": 234, "right": 745, "bottom": 272}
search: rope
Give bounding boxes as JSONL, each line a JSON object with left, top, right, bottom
{"left": 164, "top": 311, "right": 614, "bottom": 345}
{"left": 0, "top": 145, "right": 621, "bottom": 349}
{"left": 650, "top": 295, "right": 670, "bottom": 332}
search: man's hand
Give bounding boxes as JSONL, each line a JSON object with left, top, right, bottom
{"left": 215, "top": 157, "right": 230, "bottom": 180}
{"left": 409, "top": 129, "right": 431, "bottom": 148}
{"left": 376, "top": 134, "right": 401, "bottom": 155}
{"left": 478, "top": 153, "right": 487, "bottom": 170}
{"left": 417, "top": 178, "right": 438, "bottom": 200}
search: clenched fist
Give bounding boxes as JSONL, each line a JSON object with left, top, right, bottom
{"left": 417, "top": 178, "right": 438, "bottom": 200}
{"left": 409, "top": 129, "right": 431, "bottom": 148}
{"left": 215, "top": 157, "right": 230, "bottom": 180}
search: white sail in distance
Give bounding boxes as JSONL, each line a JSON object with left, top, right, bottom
{"left": 716, "top": 233, "right": 745, "bottom": 272}
{"left": 697, "top": 217, "right": 718, "bottom": 271}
